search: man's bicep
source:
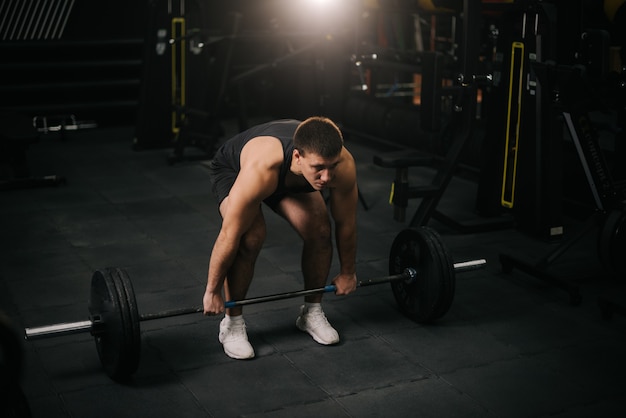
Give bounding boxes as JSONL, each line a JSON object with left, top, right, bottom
{"left": 223, "top": 166, "right": 276, "bottom": 229}
{"left": 232, "top": 163, "right": 278, "bottom": 202}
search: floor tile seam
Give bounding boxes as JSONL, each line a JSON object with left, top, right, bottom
{"left": 28, "top": 348, "right": 117, "bottom": 408}
{"left": 51, "top": 198, "right": 157, "bottom": 248}
{"left": 0, "top": 242, "right": 97, "bottom": 284}
{"left": 133, "top": 357, "right": 215, "bottom": 418}
{"left": 0, "top": 259, "right": 91, "bottom": 283}
{"left": 239, "top": 395, "right": 354, "bottom": 418}
{"left": 436, "top": 350, "right": 600, "bottom": 383}
{"left": 464, "top": 322, "right": 610, "bottom": 359}
{"left": 138, "top": 332, "right": 238, "bottom": 413}
{"left": 271, "top": 350, "right": 355, "bottom": 414}
{"left": 330, "top": 375, "right": 458, "bottom": 414}
{"left": 433, "top": 375, "right": 504, "bottom": 418}
{"left": 283, "top": 336, "right": 369, "bottom": 386}
{"left": 12, "top": 207, "right": 81, "bottom": 253}
{"left": 279, "top": 348, "right": 430, "bottom": 416}
{"left": 374, "top": 333, "right": 444, "bottom": 378}
{"left": 47, "top": 379, "right": 110, "bottom": 400}
{"left": 439, "top": 363, "right": 602, "bottom": 416}
{"left": 51, "top": 391, "right": 77, "bottom": 418}
{"left": 427, "top": 352, "right": 526, "bottom": 377}
{"left": 138, "top": 234, "right": 207, "bottom": 261}
{"left": 514, "top": 338, "right": 626, "bottom": 371}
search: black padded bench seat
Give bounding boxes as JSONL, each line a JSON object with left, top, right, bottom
{"left": 0, "top": 111, "right": 65, "bottom": 190}
{"left": 373, "top": 149, "right": 442, "bottom": 168}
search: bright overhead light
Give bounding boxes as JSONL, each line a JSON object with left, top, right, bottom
{"left": 308, "top": 0, "right": 332, "bottom": 6}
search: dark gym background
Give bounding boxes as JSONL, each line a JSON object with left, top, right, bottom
{"left": 1, "top": 0, "right": 626, "bottom": 417}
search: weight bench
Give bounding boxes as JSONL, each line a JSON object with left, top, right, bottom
{"left": 0, "top": 111, "right": 65, "bottom": 190}
{"left": 373, "top": 149, "right": 442, "bottom": 222}
{"left": 370, "top": 51, "right": 495, "bottom": 230}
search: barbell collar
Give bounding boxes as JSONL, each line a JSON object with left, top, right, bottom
{"left": 357, "top": 268, "right": 416, "bottom": 287}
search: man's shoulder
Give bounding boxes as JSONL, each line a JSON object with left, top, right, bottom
{"left": 241, "top": 136, "right": 285, "bottom": 167}
{"left": 255, "top": 119, "right": 300, "bottom": 136}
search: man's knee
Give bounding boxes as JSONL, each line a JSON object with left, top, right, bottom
{"left": 303, "top": 218, "right": 331, "bottom": 246}
{"left": 239, "top": 224, "right": 266, "bottom": 258}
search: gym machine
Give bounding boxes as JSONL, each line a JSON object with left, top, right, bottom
{"left": 134, "top": 0, "right": 232, "bottom": 158}
{"left": 167, "top": 11, "right": 242, "bottom": 164}
{"left": 363, "top": 0, "right": 514, "bottom": 232}
{"left": 500, "top": 61, "right": 625, "bottom": 304}
{"left": 499, "top": 2, "right": 626, "bottom": 304}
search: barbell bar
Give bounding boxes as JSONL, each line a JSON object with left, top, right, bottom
{"left": 22, "top": 226, "right": 487, "bottom": 381}
{"left": 24, "top": 268, "right": 416, "bottom": 340}
{"left": 25, "top": 258, "right": 486, "bottom": 340}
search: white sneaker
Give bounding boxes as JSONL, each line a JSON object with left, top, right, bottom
{"left": 296, "top": 304, "right": 340, "bottom": 345}
{"left": 219, "top": 317, "right": 255, "bottom": 360}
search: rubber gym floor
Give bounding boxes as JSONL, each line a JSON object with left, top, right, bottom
{"left": 1, "top": 123, "right": 625, "bottom": 418}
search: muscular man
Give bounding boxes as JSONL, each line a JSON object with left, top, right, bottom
{"left": 202, "top": 117, "right": 358, "bottom": 359}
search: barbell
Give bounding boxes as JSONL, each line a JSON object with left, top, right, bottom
{"left": 23, "top": 226, "right": 486, "bottom": 382}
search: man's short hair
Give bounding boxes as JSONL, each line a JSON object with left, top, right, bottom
{"left": 293, "top": 116, "right": 343, "bottom": 158}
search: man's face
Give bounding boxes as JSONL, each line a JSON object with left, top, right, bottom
{"left": 294, "top": 149, "right": 341, "bottom": 190}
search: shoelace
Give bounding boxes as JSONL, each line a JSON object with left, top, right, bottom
{"left": 224, "top": 323, "right": 247, "bottom": 340}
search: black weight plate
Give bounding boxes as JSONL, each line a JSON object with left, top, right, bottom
{"left": 420, "top": 227, "right": 453, "bottom": 319}
{"left": 421, "top": 227, "right": 456, "bottom": 320}
{"left": 389, "top": 227, "right": 444, "bottom": 323}
{"left": 89, "top": 270, "right": 120, "bottom": 380}
{"left": 89, "top": 268, "right": 140, "bottom": 381}
{"left": 114, "top": 268, "right": 141, "bottom": 378}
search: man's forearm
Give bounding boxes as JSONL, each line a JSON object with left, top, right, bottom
{"left": 206, "top": 232, "right": 239, "bottom": 293}
{"left": 335, "top": 224, "right": 357, "bottom": 275}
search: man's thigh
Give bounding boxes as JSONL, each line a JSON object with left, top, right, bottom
{"left": 274, "top": 192, "right": 329, "bottom": 236}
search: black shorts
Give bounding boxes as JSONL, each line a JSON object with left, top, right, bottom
{"left": 207, "top": 157, "right": 236, "bottom": 206}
